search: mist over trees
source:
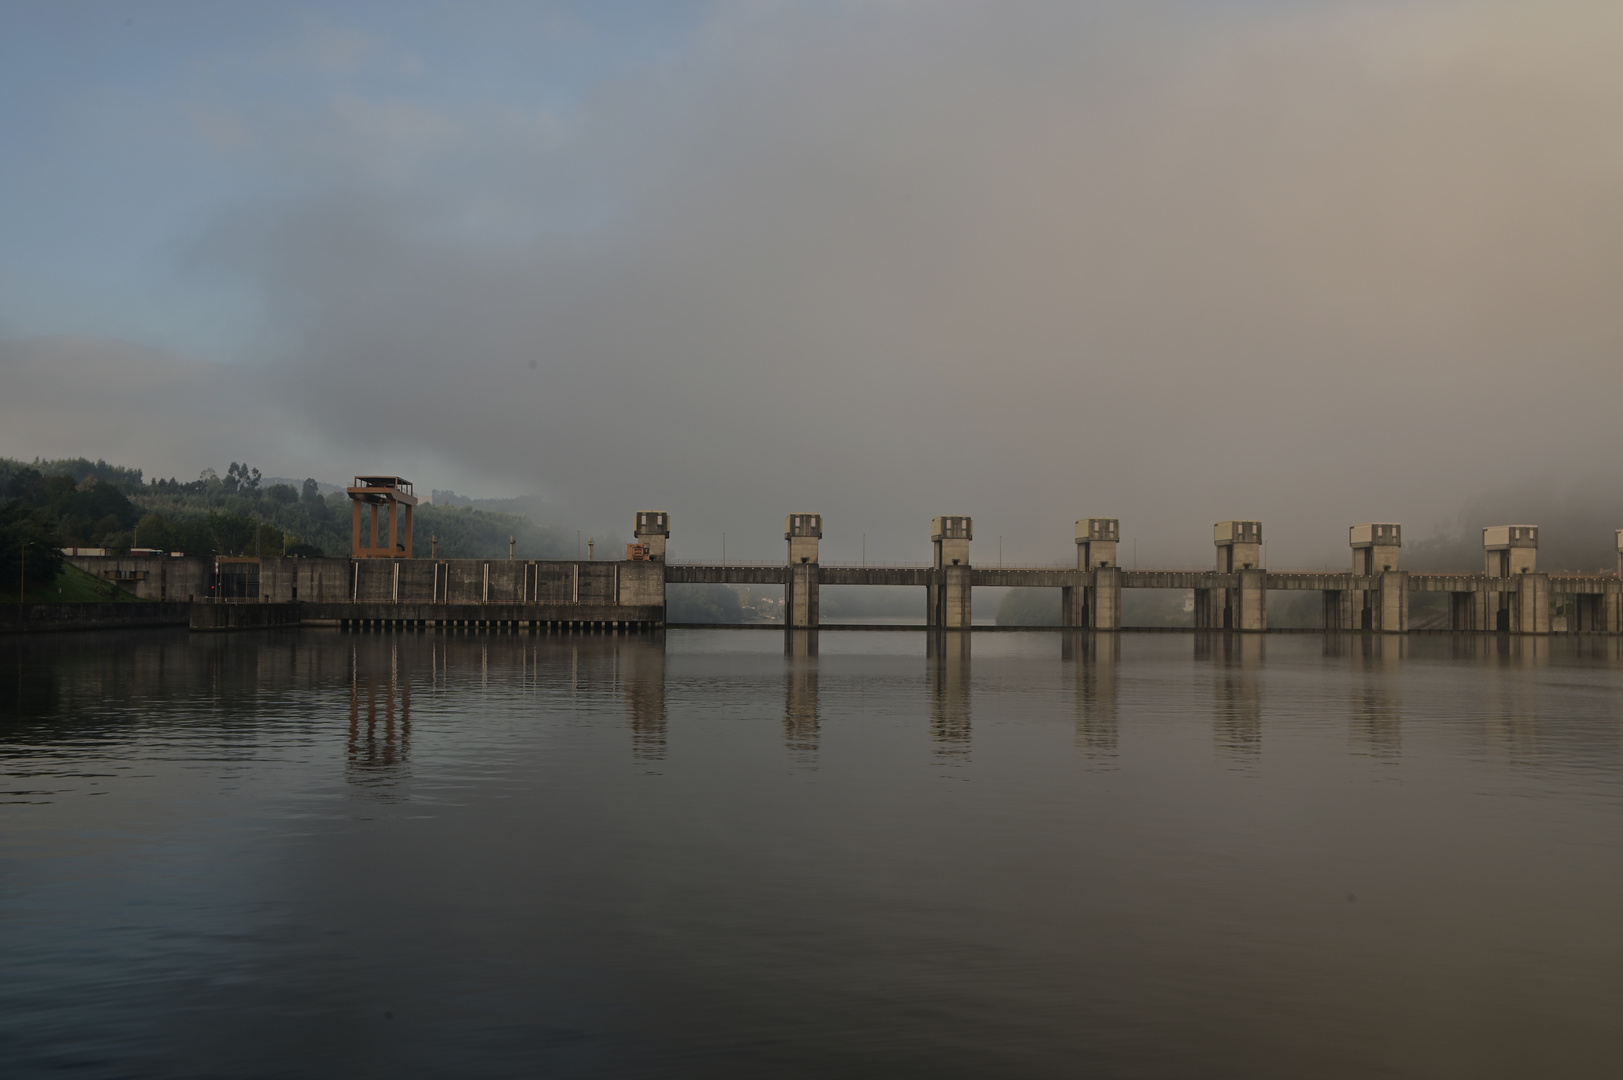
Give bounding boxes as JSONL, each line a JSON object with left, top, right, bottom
{"left": 0, "top": 456, "right": 589, "bottom": 560}
{"left": 1406, "top": 476, "right": 1623, "bottom": 573}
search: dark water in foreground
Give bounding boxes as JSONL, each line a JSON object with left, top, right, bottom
{"left": 3, "top": 628, "right": 1622, "bottom": 1079}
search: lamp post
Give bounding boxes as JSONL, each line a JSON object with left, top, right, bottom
{"left": 18, "top": 538, "right": 37, "bottom": 610}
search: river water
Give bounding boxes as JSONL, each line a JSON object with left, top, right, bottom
{"left": 3, "top": 627, "right": 1622, "bottom": 1078}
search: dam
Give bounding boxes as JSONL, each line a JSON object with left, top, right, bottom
{"left": 57, "top": 477, "right": 1623, "bottom": 635}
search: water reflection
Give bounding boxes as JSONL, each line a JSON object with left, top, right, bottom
{"left": 784, "top": 632, "right": 820, "bottom": 766}
{"left": 1199, "top": 632, "right": 1263, "bottom": 762}
{"left": 1347, "top": 637, "right": 1403, "bottom": 763}
{"left": 1063, "top": 632, "right": 1119, "bottom": 760}
{"left": 346, "top": 640, "right": 411, "bottom": 795}
{"left": 619, "top": 637, "right": 667, "bottom": 763}
{"left": 929, "top": 630, "right": 972, "bottom": 766}
{"left": 784, "top": 629, "right": 818, "bottom": 659}
{"left": 8, "top": 628, "right": 1623, "bottom": 1077}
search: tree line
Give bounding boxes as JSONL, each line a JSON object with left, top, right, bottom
{"left": 0, "top": 456, "right": 588, "bottom": 587}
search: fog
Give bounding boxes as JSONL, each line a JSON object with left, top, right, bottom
{"left": 4, "top": 1, "right": 1622, "bottom": 568}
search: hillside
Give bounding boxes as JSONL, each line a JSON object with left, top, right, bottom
{"left": 0, "top": 456, "right": 587, "bottom": 561}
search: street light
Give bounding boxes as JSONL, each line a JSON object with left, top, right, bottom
{"left": 18, "top": 538, "right": 39, "bottom": 608}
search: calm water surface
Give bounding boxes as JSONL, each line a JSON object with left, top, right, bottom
{"left": 3, "top": 628, "right": 1622, "bottom": 1078}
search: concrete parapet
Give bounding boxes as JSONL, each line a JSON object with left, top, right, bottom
{"left": 302, "top": 601, "right": 664, "bottom": 628}
{"left": 818, "top": 567, "right": 931, "bottom": 587}
{"left": 666, "top": 565, "right": 789, "bottom": 586}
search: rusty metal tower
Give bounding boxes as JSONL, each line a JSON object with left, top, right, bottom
{"left": 347, "top": 476, "right": 418, "bottom": 559}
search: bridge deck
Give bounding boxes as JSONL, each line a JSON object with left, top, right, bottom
{"left": 667, "top": 565, "right": 1618, "bottom": 592}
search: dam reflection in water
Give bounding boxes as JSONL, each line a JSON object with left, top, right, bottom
{"left": 6, "top": 627, "right": 1623, "bottom": 1078}
{"left": 347, "top": 642, "right": 411, "bottom": 793}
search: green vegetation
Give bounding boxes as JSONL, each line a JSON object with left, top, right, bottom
{"left": 665, "top": 585, "right": 785, "bottom": 623}
{"left": 667, "top": 584, "right": 745, "bottom": 623}
{"left": 1265, "top": 590, "right": 1322, "bottom": 629}
{"left": 1122, "top": 590, "right": 1193, "bottom": 628}
{"left": 821, "top": 585, "right": 920, "bottom": 621}
{"left": 994, "top": 587, "right": 1201, "bottom": 627}
{"left": 0, "top": 456, "right": 583, "bottom": 562}
{"left": 0, "top": 562, "right": 144, "bottom": 604}
{"left": 996, "top": 588, "right": 1061, "bottom": 626}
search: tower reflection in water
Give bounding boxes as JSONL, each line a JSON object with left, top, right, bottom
{"left": 784, "top": 631, "right": 820, "bottom": 766}
{"left": 930, "top": 630, "right": 971, "bottom": 767}
{"left": 1063, "top": 632, "right": 1119, "bottom": 762}
{"left": 1198, "top": 632, "right": 1263, "bottom": 763}
{"left": 620, "top": 636, "right": 668, "bottom": 763}
{"left": 347, "top": 639, "right": 411, "bottom": 796}
{"left": 1327, "top": 633, "right": 1405, "bottom": 762}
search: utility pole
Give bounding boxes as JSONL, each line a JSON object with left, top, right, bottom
{"left": 509, "top": 535, "right": 516, "bottom": 561}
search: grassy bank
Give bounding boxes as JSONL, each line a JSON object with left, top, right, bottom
{"left": 0, "top": 562, "right": 145, "bottom": 604}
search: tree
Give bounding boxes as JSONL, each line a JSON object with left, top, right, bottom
{"left": 0, "top": 500, "right": 64, "bottom": 590}
{"left": 667, "top": 584, "right": 745, "bottom": 623}
{"left": 266, "top": 483, "right": 297, "bottom": 506}
{"left": 207, "top": 512, "right": 258, "bottom": 557}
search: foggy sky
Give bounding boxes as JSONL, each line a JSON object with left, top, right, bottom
{"left": 3, "top": 1, "right": 1622, "bottom": 567}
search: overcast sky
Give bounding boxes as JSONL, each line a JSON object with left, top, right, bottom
{"left": 2, "top": 1, "right": 1620, "bottom": 567}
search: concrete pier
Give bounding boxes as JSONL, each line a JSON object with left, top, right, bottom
{"left": 1476, "top": 526, "right": 1545, "bottom": 633}
{"left": 929, "top": 516, "right": 974, "bottom": 629}
{"left": 1333, "top": 525, "right": 1407, "bottom": 632}
{"left": 1197, "top": 522, "right": 1265, "bottom": 631}
{"left": 785, "top": 514, "right": 822, "bottom": 629}
{"left": 1064, "top": 519, "right": 1122, "bottom": 630}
